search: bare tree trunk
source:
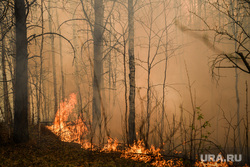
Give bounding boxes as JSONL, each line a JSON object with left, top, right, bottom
{"left": 197, "top": 0, "right": 201, "bottom": 17}
{"left": 93, "top": 0, "right": 104, "bottom": 144}
{"left": 218, "top": 1, "right": 221, "bottom": 27}
{"left": 72, "top": 6, "right": 82, "bottom": 116}
{"left": 188, "top": 0, "right": 193, "bottom": 25}
{"left": 1, "top": 25, "right": 12, "bottom": 126}
{"left": 185, "top": 65, "right": 196, "bottom": 162}
{"left": 56, "top": 5, "right": 65, "bottom": 101}
{"left": 123, "top": 36, "right": 128, "bottom": 145}
{"left": 108, "top": 17, "right": 112, "bottom": 110}
{"left": 246, "top": 81, "right": 249, "bottom": 164}
{"left": 13, "top": 0, "right": 29, "bottom": 143}
{"left": 161, "top": 0, "right": 168, "bottom": 149}
{"left": 48, "top": 0, "right": 58, "bottom": 116}
{"left": 230, "top": 0, "right": 242, "bottom": 153}
{"left": 128, "top": 0, "right": 136, "bottom": 145}
{"left": 37, "top": 0, "right": 44, "bottom": 142}
{"left": 29, "top": 80, "right": 34, "bottom": 125}
{"left": 145, "top": 22, "right": 152, "bottom": 148}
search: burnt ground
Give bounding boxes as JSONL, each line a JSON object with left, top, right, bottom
{"left": 0, "top": 124, "right": 152, "bottom": 167}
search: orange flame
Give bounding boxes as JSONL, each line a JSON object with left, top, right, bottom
{"left": 101, "top": 137, "right": 118, "bottom": 152}
{"left": 46, "top": 93, "right": 249, "bottom": 167}
{"left": 47, "top": 93, "right": 92, "bottom": 148}
{"left": 121, "top": 140, "right": 171, "bottom": 166}
{"left": 195, "top": 161, "right": 229, "bottom": 167}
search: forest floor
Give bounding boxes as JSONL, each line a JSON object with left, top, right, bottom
{"left": 0, "top": 124, "right": 152, "bottom": 167}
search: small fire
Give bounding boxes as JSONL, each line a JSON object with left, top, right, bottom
{"left": 101, "top": 137, "right": 118, "bottom": 152}
{"left": 81, "top": 139, "right": 93, "bottom": 150}
{"left": 121, "top": 140, "right": 172, "bottom": 166}
{"left": 195, "top": 153, "right": 230, "bottom": 167}
{"left": 47, "top": 93, "right": 92, "bottom": 148}
{"left": 195, "top": 160, "right": 229, "bottom": 167}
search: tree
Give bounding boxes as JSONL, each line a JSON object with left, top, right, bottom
{"left": 92, "top": 0, "right": 104, "bottom": 143}
{"left": 56, "top": 2, "right": 65, "bottom": 101}
{"left": 1, "top": 18, "right": 12, "bottom": 126}
{"left": 71, "top": 1, "right": 82, "bottom": 116}
{"left": 180, "top": 0, "right": 250, "bottom": 75}
{"left": 128, "top": 0, "right": 136, "bottom": 145}
{"left": 48, "top": 0, "right": 58, "bottom": 116}
{"left": 161, "top": 0, "right": 169, "bottom": 149}
{"left": 13, "top": 0, "right": 29, "bottom": 143}
{"left": 177, "top": 0, "right": 249, "bottom": 157}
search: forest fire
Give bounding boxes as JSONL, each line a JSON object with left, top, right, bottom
{"left": 46, "top": 93, "right": 170, "bottom": 166}
{"left": 1, "top": 0, "right": 249, "bottom": 166}
{"left": 46, "top": 93, "right": 244, "bottom": 167}
{"left": 47, "top": 93, "right": 92, "bottom": 149}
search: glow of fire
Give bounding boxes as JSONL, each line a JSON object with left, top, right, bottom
{"left": 47, "top": 93, "right": 92, "bottom": 149}
{"left": 46, "top": 93, "right": 249, "bottom": 167}
{"left": 195, "top": 160, "right": 229, "bottom": 167}
{"left": 101, "top": 137, "right": 118, "bottom": 152}
{"left": 121, "top": 140, "right": 169, "bottom": 166}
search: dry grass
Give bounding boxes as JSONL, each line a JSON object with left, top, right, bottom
{"left": 0, "top": 124, "right": 152, "bottom": 167}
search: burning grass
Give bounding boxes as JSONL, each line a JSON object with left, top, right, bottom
{"left": 0, "top": 124, "right": 152, "bottom": 167}
{"left": 45, "top": 93, "right": 170, "bottom": 166}
{"left": 43, "top": 93, "right": 250, "bottom": 167}
{"left": 121, "top": 140, "right": 183, "bottom": 167}
{"left": 101, "top": 137, "right": 119, "bottom": 152}
{"left": 47, "top": 93, "right": 90, "bottom": 148}
{"left": 0, "top": 93, "right": 248, "bottom": 166}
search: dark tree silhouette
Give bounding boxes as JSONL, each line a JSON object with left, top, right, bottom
{"left": 13, "top": 0, "right": 29, "bottom": 143}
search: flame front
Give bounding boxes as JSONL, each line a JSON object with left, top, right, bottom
{"left": 195, "top": 160, "right": 229, "bottom": 167}
{"left": 101, "top": 137, "right": 118, "bottom": 152}
{"left": 121, "top": 140, "right": 171, "bottom": 166}
{"left": 47, "top": 93, "right": 92, "bottom": 149}
{"left": 46, "top": 93, "right": 248, "bottom": 167}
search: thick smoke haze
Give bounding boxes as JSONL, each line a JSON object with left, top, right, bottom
{"left": 26, "top": 0, "right": 250, "bottom": 147}
{"left": 0, "top": 0, "right": 249, "bottom": 164}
